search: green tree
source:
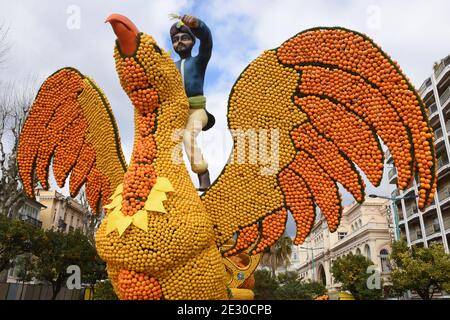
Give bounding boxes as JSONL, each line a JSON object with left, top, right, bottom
{"left": 33, "top": 229, "right": 98, "bottom": 300}
{"left": 331, "top": 253, "right": 382, "bottom": 300}
{"left": 82, "top": 253, "right": 108, "bottom": 294}
{"left": 15, "top": 253, "right": 38, "bottom": 299}
{"left": 390, "top": 241, "right": 450, "bottom": 300}
{"left": 253, "top": 269, "right": 279, "bottom": 300}
{"left": 0, "top": 214, "right": 43, "bottom": 273}
{"left": 275, "top": 271, "right": 326, "bottom": 300}
{"left": 93, "top": 280, "right": 118, "bottom": 300}
{"left": 261, "top": 236, "right": 293, "bottom": 276}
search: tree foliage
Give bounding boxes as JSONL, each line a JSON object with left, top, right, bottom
{"left": 390, "top": 241, "right": 450, "bottom": 300}
{"left": 32, "top": 229, "right": 105, "bottom": 300}
{"left": 331, "top": 253, "right": 383, "bottom": 300}
{"left": 254, "top": 269, "right": 279, "bottom": 300}
{"left": 253, "top": 270, "right": 327, "bottom": 300}
{"left": 93, "top": 280, "right": 118, "bottom": 300}
{"left": 276, "top": 271, "right": 326, "bottom": 300}
{"left": 0, "top": 214, "right": 44, "bottom": 273}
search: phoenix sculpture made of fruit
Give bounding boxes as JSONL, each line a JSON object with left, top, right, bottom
{"left": 17, "top": 14, "right": 436, "bottom": 300}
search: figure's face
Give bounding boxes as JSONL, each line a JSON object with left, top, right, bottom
{"left": 172, "top": 32, "right": 194, "bottom": 54}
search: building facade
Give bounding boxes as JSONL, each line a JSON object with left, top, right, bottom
{"left": 289, "top": 198, "right": 392, "bottom": 295}
{"left": 8, "top": 197, "right": 46, "bottom": 228}
{"left": 35, "top": 189, "right": 87, "bottom": 233}
{"left": 387, "top": 54, "right": 450, "bottom": 253}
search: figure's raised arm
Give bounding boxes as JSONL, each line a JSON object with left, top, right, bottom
{"left": 181, "top": 15, "right": 213, "bottom": 61}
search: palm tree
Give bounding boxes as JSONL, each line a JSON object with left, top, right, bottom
{"left": 261, "top": 235, "right": 293, "bottom": 277}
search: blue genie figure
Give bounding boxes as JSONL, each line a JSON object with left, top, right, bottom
{"left": 170, "top": 15, "right": 215, "bottom": 191}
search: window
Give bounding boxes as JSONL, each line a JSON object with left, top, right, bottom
{"left": 364, "top": 244, "right": 371, "bottom": 260}
{"left": 338, "top": 232, "right": 347, "bottom": 240}
{"left": 380, "top": 249, "right": 391, "bottom": 272}
{"left": 356, "top": 248, "right": 362, "bottom": 255}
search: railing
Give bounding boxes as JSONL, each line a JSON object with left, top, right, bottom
{"left": 425, "top": 223, "right": 441, "bottom": 237}
{"left": 410, "top": 230, "right": 423, "bottom": 241}
{"left": 419, "top": 78, "right": 432, "bottom": 96}
{"left": 406, "top": 205, "right": 418, "bottom": 218}
{"left": 434, "top": 56, "right": 450, "bottom": 79}
{"left": 388, "top": 168, "right": 397, "bottom": 179}
{"left": 435, "top": 128, "right": 444, "bottom": 140}
{"left": 438, "top": 157, "right": 450, "bottom": 170}
{"left": 443, "top": 216, "right": 450, "bottom": 230}
{"left": 438, "top": 185, "right": 450, "bottom": 202}
{"left": 440, "top": 87, "right": 450, "bottom": 106}
{"left": 427, "top": 103, "right": 438, "bottom": 116}
{"left": 19, "top": 215, "right": 42, "bottom": 228}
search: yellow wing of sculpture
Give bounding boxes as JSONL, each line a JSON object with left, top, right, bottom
{"left": 17, "top": 68, "right": 127, "bottom": 213}
{"left": 202, "top": 27, "right": 436, "bottom": 254}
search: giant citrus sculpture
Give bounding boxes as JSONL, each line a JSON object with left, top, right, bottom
{"left": 17, "top": 14, "right": 436, "bottom": 300}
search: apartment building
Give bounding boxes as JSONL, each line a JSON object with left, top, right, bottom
{"left": 387, "top": 54, "right": 450, "bottom": 253}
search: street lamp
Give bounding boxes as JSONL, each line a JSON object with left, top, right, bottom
{"left": 368, "top": 193, "right": 418, "bottom": 241}
{"left": 298, "top": 246, "right": 324, "bottom": 281}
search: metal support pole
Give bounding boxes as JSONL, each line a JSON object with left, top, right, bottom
{"left": 392, "top": 199, "right": 401, "bottom": 240}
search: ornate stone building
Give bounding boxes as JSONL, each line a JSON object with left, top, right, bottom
{"left": 289, "top": 198, "right": 392, "bottom": 295}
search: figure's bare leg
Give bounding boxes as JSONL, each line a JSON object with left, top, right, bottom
{"left": 183, "top": 109, "right": 210, "bottom": 190}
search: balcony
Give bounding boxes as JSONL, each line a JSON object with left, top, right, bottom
{"left": 434, "top": 56, "right": 450, "bottom": 81}
{"left": 435, "top": 128, "right": 444, "bottom": 141}
{"left": 444, "top": 216, "right": 450, "bottom": 231}
{"left": 409, "top": 230, "right": 423, "bottom": 242}
{"left": 438, "top": 156, "right": 450, "bottom": 171}
{"left": 20, "top": 214, "right": 42, "bottom": 228}
{"left": 388, "top": 168, "right": 398, "bottom": 183}
{"left": 406, "top": 204, "right": 419, "bottom": 218}
{"left": 441, "top": 87, "right": 450, "bottom": 108}
{"left": 425, "top": 223, "right": 441, "bottom": 237}
{"left": 423, "top": 200, "right": 437, "bottom": 215}
{"left": 419, "top": 78, "right": 432, "bottom": 96}
{"left": 438, "top": 185, "right": 450, "bottom": 203}
{"left": 427, "top": 103, "right": 438, "bottom": 118}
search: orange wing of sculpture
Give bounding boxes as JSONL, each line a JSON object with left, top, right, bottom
{"left": 202, "top": 28, "right": 436, "bottom": 254}
{"left": 17, "top": 68, "right": 127, "bottom": 213}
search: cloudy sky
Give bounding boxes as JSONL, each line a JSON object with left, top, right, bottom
{"left": 1, "top": 1, "right": 450, "bottom": 235}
